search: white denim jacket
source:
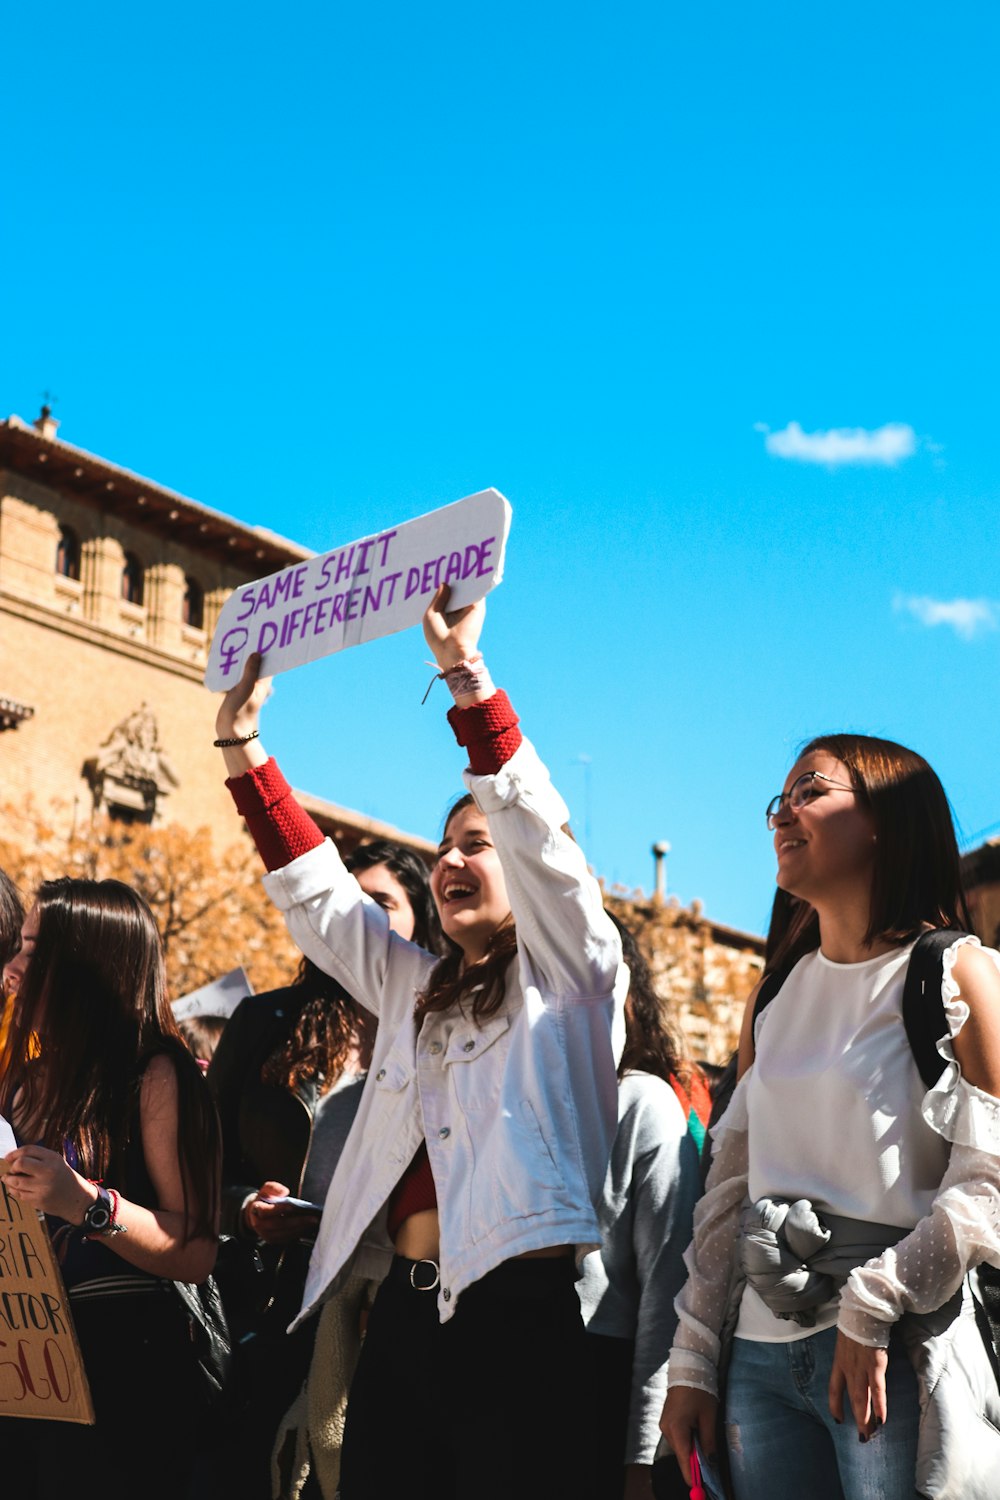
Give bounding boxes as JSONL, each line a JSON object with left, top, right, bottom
{"left": 261, "top": 737, "right": 628, "bottom": 1325}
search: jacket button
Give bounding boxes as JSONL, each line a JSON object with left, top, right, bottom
{"left": 375, "top": 1068, "right": 386, "bottom": 1081}
{"left": 428, "top": 1041, "right": 443, "bottom": 1055}
{"left": 462, "top": 1040, "right": 475, "bottom": 1052}
{"left": 438, "top": 1126, "right": 451, "bottom": 1139}
{"left": 443, "top": 1287, "right": 451, "bottom": 1302}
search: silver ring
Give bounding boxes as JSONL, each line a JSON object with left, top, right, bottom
{"left": 409, "top": 1258, "right": 440, "bottom": 1292}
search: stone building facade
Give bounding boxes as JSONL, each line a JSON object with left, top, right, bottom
{"left": 0, "top": 409, "right": 433, "bottom": 861}
{"left": 608, "top": 892, "right": 764, "bottom": 1067}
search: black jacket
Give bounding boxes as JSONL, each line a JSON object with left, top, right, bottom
{"left": 207, "top": 986, "right": 319, "bottom": 1239}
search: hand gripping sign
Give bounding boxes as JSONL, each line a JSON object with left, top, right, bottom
{"left": 205, "top": 488, "right": 512, "bottom": 690}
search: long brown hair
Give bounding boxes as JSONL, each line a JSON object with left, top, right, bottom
{"left": 261, "top": 958, "right": 362, "bottom": 1093}
{"left": 766, "top": 733, "right": 971, "bottom": 974}
{"left": 416, "top": 794, "right": 518, "bottom": 1024}
{"left": 0, "top": 878, "right": 220, "bottom": 1241}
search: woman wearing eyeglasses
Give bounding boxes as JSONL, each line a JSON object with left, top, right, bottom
{"left": 660, "top": 735, "right": 1000, "bottom": 1500}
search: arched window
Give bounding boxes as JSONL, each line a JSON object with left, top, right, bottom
{"left": 182, "top": 575, "right": 204, "bottom": 629}
{"left": 121, "top": 552, "right": 145, "bottom": 606}
{"left": 55, "top": 525, "right": 81, "bottom": 581}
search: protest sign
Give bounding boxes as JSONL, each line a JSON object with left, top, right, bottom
{"left": 0, "top": 1154, "right": 94, "bottom": 1424}
{"left": 205, "top": 487, "right": 512, "bottom": 689}
{"left": 171, "top": 966, "right": 253, "bottom": 1023}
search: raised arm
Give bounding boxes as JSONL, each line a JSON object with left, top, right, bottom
{"left": 423, "top": 588, "right": 622, "bottom": 1005}
{"left": 213, "top": 655, "right": 431, "bottom": 1018}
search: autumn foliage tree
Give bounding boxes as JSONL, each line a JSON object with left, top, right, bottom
{"left": 0, "top": 800, "right": 300, "bottom": 1000}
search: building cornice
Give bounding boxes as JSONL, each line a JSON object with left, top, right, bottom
{"left": 1, "top": 589, "right": 207, "bottom": 682}
{"left": 1, "top": 415, "right": 311, "bottom": 574}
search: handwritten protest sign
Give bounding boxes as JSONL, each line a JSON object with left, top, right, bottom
{"left": 205, "top": 487, "right": 512, "bottom": 689}
{"left": 0, "top": 1156, "right": 94, "bottom": 1424}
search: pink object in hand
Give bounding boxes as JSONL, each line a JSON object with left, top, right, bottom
{"left": 689, "top": 1448, "right": 706, "bottom": 1500}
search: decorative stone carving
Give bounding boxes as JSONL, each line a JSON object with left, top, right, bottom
{"left": 0, "top": 696, "right": 35, "bottom": 731}
{"left": 84, "top": 704, "right": 179, "bottom": 822}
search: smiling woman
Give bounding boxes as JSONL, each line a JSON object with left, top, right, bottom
{"left": 661, "top": 732, "right": 1000, "bottom": 1500}
{"left": 212, "top": 586, "right": 627, "bottom": 1500}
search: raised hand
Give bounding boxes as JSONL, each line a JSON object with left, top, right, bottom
{"left": 215, "top": 651, "right": 272, "bottom": 739}
{"left": 422, "top": 586, "right": 485, "bottom": 672}
{"left": 214, "top": 651, "right": 272, "bottom": 774}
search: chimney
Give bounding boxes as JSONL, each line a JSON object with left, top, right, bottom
{"left": 651, "top": 841, "right": 671, "bottom": 903}
{"left": 34, "top": 404, "right": 60, "bottom": 441}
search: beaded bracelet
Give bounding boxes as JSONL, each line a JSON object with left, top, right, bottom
{"left": 213, "top": 729, "right": 260, "bottom": 748}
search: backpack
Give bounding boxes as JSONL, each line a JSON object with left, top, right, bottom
{"left": 752, "top": 928, "right": 1000, "bottom": 1383}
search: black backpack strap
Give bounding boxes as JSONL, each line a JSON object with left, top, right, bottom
{"left": 901, "top": 929, "right": 967, "bottom": 1091}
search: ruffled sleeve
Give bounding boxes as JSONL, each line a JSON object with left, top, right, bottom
{"left": 838, "top": 937, "right": 1000, "bottom": 1346}
{"left": 919, "top": 936, "right": 1000, "bottom": 1151}
{"left": 666, "top": 1074, "right": 750, "bottom": 1397}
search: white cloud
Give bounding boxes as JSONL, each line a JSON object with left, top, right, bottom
{"left": 894, "top": 594, "right": 998, "bottom": 641}
{"left": 758, "top": 421, "right": 917, "bottom": 467}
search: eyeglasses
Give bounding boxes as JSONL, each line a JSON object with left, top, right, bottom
{"left": 766, "top": 771, "right": 857, "bottom": 829}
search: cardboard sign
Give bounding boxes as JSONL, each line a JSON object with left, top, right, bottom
{"left": 172, "top": 966, "right": 253, "bottom": 1023}
{"left": 205, "top": 488, "right": 512, "bottom": 689}
{"left": 0, "top": 1162, "right": 94, "bottom": 1424}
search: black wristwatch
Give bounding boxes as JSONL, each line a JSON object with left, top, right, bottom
{"left": 81, "top": 1186, "right": 115, "bottom": 1236}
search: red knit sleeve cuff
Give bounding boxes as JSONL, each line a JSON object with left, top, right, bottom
{"left": 447, "top": 690, "right": 523, "bottom": 776}
{"left": 225, "top": 758, "right": 325, "bottom": 872}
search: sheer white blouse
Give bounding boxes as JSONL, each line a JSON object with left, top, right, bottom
{"left": 668, "top": 936, "right": 1000, "bottom": 1395}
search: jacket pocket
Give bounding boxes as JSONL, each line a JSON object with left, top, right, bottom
{"left": 470, "top": 1098, "right": 572, "bottom": 1243}
{"left": 443, "top": 1012, "right": 511, "bottom": 1112}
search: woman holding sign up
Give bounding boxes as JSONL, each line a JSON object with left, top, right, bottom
{"left": 0, "top": 878, "right": 221, "bottom": 1499}
{"left": 214, "top": 586, "right": 626, "bottom": 1500}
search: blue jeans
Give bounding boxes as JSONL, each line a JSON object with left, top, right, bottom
{"left": 726, "top": 1328, "right": 920, "bottom": 1500}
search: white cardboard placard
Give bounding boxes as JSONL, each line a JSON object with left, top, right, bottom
{"left": 205, "top": 488, "right": 511, "bottom": 690}
{"left": 171, "top": 966, "right": 254, "bottom": 1023}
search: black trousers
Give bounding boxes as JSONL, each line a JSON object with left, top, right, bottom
{"left": 340, "top": 1254, "right": 597, "bottom": 1500}
{"left": 6, "top": 1287, "right": 203, "bottom": 1500}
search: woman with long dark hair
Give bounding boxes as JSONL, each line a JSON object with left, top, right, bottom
{"left": 0, "top": 877, "right": 221, "bottom": 1498}
{"left": 213, "top": 588, "right": 626, "bottom": 1500}
{"left": 206, "top": 838, "right": 440, "bottom": 1498}
{"left": 661, "top": 734, "right": 1000, "bottom": 1500}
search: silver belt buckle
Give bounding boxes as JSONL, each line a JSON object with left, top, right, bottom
{"left": 409, "top": 1258, "right": 440, "bottom": 1292}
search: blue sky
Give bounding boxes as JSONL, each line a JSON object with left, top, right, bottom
{"left": 4, "top": 2, "right": 999, "bottom": 935}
